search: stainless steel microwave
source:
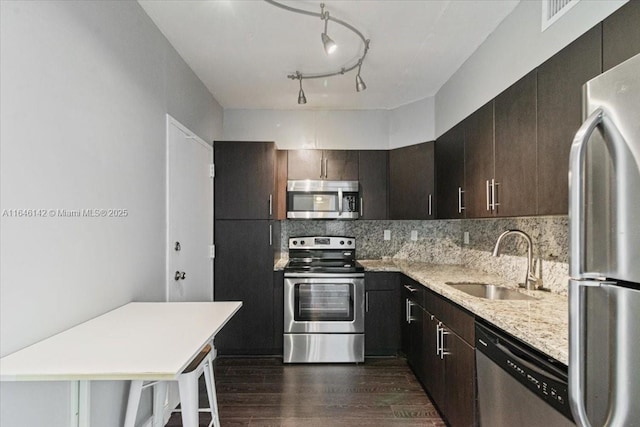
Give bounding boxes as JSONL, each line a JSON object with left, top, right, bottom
{"left": 287, "top": 180, "right": 360, "bottom": 219}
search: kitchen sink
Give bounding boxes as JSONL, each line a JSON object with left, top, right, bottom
{"left": 445, "top": 282, "right": 537, "bottom": 301}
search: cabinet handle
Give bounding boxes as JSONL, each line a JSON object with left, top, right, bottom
{"left": 428, "top": 194, "right": 432, "bottom": 216}
{"left": 486, "top": 180, "right": 491, "bottom": 211}
{"left": 320, "top": 158, "right": 324, "bottom": 179}
{"left": 360, "top": 197, "right": 363, "bottom": 217}
{"left": 457, "top": 187, "right": 465, "bottom": 213}
{"left": 405, "top": 299, "right": 416, "bottom": 323}
{"left": 436, "top": 322, "right": 451, "bottom": 359}
{"left": 269, "top": 224, "right": 273, "bottom": 246}
{"left": 436, "top": 321, "right": 441, "bottom": 356}
{"left": 338, "top": 188, "right": 343, "bottom": 215}
{"left": 269, "top": 194, "right": 273, "bottom": 217}
{"left": 324, "top": 158, "right": 329, "bottom": 178}
{"left": 404, "top": 285, "right": 417, "bottom": 293}
{"left": 491, "top": 179, "right": 500, "bottom": 210}
{"left": 365, "top": 292, "right": 369, "bottom": 312}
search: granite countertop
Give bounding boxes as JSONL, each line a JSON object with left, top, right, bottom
{"left": 359, "top": 259, "right": 569, "bottom": 365}
{"left": 274, "top": 258, "right": 288, "bottom": 270}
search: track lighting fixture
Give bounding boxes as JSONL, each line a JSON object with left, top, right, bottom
{"left": 264, "top": 0, "right": 371, "bottom": 104}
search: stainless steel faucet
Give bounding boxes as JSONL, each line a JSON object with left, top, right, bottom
{"left": 492, "top": 229, "right": 542, "bottom": 290}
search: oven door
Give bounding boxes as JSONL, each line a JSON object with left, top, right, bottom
{"left": 284, "top": 275, "right": 364, "bottom": 333}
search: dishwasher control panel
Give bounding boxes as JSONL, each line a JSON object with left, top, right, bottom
{"left": 476, "top": 323, "right": 573, "bottom": 421}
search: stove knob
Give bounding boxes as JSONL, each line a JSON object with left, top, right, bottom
{"left": 293, "top": 241, "right": 298, "bottom": 245}
{"left": 347, "top": 240, "right": 352, "bottom": 245}
{"left": 300, "top": 240, "right": 305, "bottom": 246}
{"left": 340, "top": 240, "right": 344, "bottom": 245}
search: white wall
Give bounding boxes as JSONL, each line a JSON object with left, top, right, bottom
{"left": 388, "top": 97, "right": 435, "bottom": 149}
{"left": 223, "top": 108, "right": 391, "bottom": 149}
{"left": 435, "top": 0, "right": 627, "bottom": 137}
{"left": 223, "top": 97, "right": 435, "bottom": 150}
{"left": 0, "top": 1, "right": 222, "bottom": 426}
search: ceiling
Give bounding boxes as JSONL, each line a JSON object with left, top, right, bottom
{"left": 138, "top": 0, "right": 520, "bottom": 110}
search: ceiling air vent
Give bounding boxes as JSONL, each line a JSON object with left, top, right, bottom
{"left": 542, "top": 0, "right": 581, "bottom": 31}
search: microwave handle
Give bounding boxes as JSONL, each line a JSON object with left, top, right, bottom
{"left": 338, "top": 188, "right": 343, "bottom": 215}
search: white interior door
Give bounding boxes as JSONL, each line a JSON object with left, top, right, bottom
{"left": 166, "top": 115, "right": 213, "bottom": 302}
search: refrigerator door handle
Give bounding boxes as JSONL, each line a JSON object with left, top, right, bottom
{"left": 568, "top": 279, "right": 600, "bottom": 427}
{"left": 568, "top": 108, "right": 603, "bottom": 278}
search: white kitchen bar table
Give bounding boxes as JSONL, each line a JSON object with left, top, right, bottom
{"left": 0, "top": 301, "right": 242, "bottom": 427}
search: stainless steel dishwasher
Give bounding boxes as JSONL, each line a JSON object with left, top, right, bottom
{"left": 475, "top": 322, "right": 575, "bottom": 427}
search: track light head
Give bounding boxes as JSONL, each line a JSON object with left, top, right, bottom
{"left": 298, "top": 88, "right": 307, "bottom": 104}
{"left": 321, "top": 32, "right": 337, "bottom": 55}
{"left": 321, "top": 9, "right": 336, "bottom": 55}
{"left": 356, "top": 74, "right": 366, "bottom": 92}
{"left": 297, "top": 74, "right": 307, "bottom": 104}
{"left": 355, "top": 63, "right": 366, "bottom": 92}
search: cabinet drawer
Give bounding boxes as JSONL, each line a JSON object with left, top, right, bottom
{"left": 425, "top": 289, "right": 475, "bottom": 345}
{"left": 365, "top": 272, "right": 399, "bottom": 291}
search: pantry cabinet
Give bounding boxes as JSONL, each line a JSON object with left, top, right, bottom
{"left": 214, "top": 141, "right": 279, "bottom": 355}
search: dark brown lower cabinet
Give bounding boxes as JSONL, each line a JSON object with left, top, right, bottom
{"left": 443, "top": 331, "right": 476, "bottom": 427}
{"left": 214, "top": 219, "right": 276, "bottom": 355}
{"left": 423, "top": 312, "right": 445, "bottom": 406}
{"left": 402, "top": 277, "right": 477, "bottom": 427}
{"left": 365, "top": 272, "right": 400, "bottom": 356}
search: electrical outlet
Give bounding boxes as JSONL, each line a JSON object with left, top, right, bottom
{"left": 384, "top": 230, "right": 391, "bottom": 240}
{"left": 410, "top": 230, "right": 418, "bottom": 241}
{"left": 464, "top": 231, "right": 470, "bottom": 245}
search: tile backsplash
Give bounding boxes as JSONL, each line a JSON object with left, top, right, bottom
{"left": 280, "top": 215, "right": 569, "bottom": 295}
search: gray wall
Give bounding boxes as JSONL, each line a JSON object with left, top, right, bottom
{"left": 0, "top": 1, "right": 223, "bottom": 426}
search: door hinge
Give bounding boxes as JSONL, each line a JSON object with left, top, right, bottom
{"left": 209, "top": 245, "right": 215, "bottom": 259}
{"left": 209, "top": 164, "right": 215, "bottom": 178}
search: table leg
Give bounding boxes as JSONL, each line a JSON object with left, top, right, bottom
{"left": 70, "top": 380, "right": 91, "bottom": 427}
{"left": 177, "top": 373, "right": 198, "bottom": 427}
{"left": 124, "top": 380, "right": 143, "bottom": 427}
{"left": 152, "top": 381, "right": 168, "bottom": 427}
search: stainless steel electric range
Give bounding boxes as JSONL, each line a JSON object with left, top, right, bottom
{"left": 283, "top": 236, "right": 365, "bottom": 363}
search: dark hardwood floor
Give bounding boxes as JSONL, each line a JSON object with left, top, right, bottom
{"left": 167, "top": 357, "right": 445, "bottom": 427}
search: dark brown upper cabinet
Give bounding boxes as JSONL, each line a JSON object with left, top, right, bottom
{"left": 603, "top": 0, "right": 640, "bottom": 72}
{"left": 537, "top": 25, "right": 602, "bottom": 215}
{"left": 464, "top": 101, "right": 496, "bottom": 218}
{"left": 358, "top": 150, "right": 389, "bottom": 219}
{"left": 494, "top": 71, "right": 538, "bottom": 217}
{"left": 287, "top": 149, "right": 358, "bottom": 180}
{"left": 435, "top": 123, "right": 465, "bottom": 219}
{"left": 214, "top": 141, "right": 275, "bottom": 220}
{"left": 389, "top": 141, "right": 435, "bottom": 220}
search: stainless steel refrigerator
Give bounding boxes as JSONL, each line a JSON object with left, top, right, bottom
{"left": 568, "top": 52, "right": 640, "bottom": 427}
